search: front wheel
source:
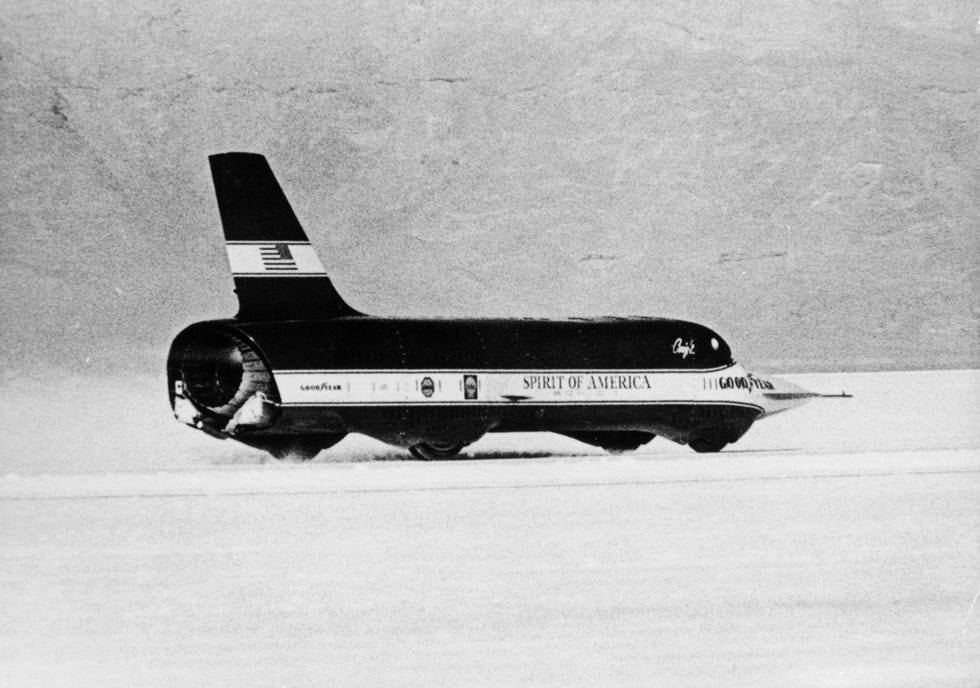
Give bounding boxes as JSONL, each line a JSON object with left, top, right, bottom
{"left": 409, "top": 442, "right": 466, "bottom": 461}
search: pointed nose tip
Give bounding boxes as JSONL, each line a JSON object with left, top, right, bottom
{"left": 756, "top": 374, "right": 819, "bottom": 417}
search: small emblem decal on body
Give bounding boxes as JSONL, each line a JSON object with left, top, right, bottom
{"left": 420, "top": 377, "right": 435, "bottom": 398}
{"left": 463, "top": 374, "right": 478, "bottom": 400}
{"left": 672, "top": 337, "right": 696, "bottom": 359}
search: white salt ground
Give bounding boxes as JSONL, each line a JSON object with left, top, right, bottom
{"left": 1, "top": 371, "right": 978, "bottom": 686}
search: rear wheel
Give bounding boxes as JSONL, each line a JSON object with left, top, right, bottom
{"left": 600, "top": 437, "right": 654, "bottom": 454}
{"left": 561, "top": 431, "right": 655, "bottom": 454}
{"left": 409, "top": 442, "right": 466, "bottom": 461}
{"left": 268, "top": 440, "right": 322, "bottom": 462}
{"left": 251, "top": 434, "right": 346, "bottom": 462}
{"left": 688, "top": 436, "right": 728, "bottom": 453}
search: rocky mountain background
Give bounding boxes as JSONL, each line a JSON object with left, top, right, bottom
{"left": 2, "top": 0, "right": 978, "bottom": 383}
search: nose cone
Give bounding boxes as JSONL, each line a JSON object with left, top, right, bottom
{"left": 754, "top": 374, "right": 820, "bottom": 418}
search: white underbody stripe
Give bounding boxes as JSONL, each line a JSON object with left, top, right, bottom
{"left": 271, "top": 368, "right": 768, "bottom": 412}
{"left": 279, "top": 401, "right": 766, "bottom": 413}
{"left": 226, "top": 242, "right": 326, "bottom": 275}
{"left": 277, "top": 366, "right": 731, "bottom": 374}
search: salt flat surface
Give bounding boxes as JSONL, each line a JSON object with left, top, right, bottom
{"left": 1, "top": 371, "right": 978, "bottom": 686}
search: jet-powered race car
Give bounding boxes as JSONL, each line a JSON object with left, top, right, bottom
{"left": 168, "top": 153, "right": 845, "bottom": 461}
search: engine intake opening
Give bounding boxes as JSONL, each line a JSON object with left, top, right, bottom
{"left": 169, "top": 326, "right": 277, "bottom": 422}
{"left": 181, "top": 331, "right": 244, "bottom": 409}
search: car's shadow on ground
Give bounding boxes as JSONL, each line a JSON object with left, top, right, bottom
{"left": 210, "top": 449, "right": 565, "bottom": 465}
{"left": 714, "top": 448, "right": 802, "bottom": 454}
{"left": 214, "top": 445, "right": 802, "bottom": 466}
{"left": 343, "top": 450, "right": 564, "bottom": 462}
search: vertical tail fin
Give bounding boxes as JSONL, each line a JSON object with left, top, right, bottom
{"left": 209, "top": 152, "right": 361, "bottom": 320}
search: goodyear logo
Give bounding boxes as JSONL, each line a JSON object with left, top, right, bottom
{"left": 300, "top": 382, "right": 342, "bottom": 392}
{"left": 706, "top": 375, "right": 775, "bottom": 392}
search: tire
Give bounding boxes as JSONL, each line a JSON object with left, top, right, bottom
{"left": 688, "top": 436, "right": 728, "bottom": 453}
{"left": 602, "top": 444, "right": 643, "bottom": 455}
{"left": 267, "top": 438, "right": 323, "bottom": 461}
{"left": 262, "top": 433, "right": 346, "bottom": 462}
{"left": 409, "top": 442, "right": 465, "bottom": 461}
{"left": 562, "top": 431, "right": 655, "bottom": 454}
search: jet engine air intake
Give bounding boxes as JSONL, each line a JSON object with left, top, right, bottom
{"left": 169, "top": 326, "right": 278, "bottom": 426}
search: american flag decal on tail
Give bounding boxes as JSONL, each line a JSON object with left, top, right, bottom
{"left": 260, "top": 243, "right": 297, "bottom": 271}
{"left": 225, "top": 241, "right": 327, "bottom": 276}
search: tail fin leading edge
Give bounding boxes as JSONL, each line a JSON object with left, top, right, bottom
{"left": 208, "top": 152, "right": 360, "bottom": 320}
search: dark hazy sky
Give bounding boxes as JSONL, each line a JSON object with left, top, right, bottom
{"left": 1, "top": 0, "right": 977, "bottom": 377}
